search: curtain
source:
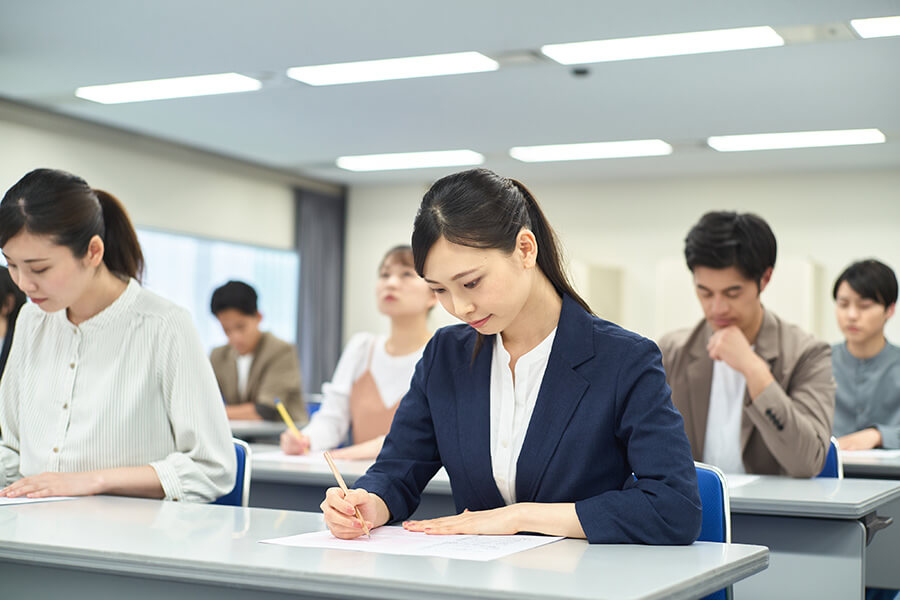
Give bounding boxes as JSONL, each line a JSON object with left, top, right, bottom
{"left": 295, "top": 186, "right": 346, "bottom": 394}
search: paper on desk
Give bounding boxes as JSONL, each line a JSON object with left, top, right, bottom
{"left": 841, "top": 449, "right": 900, "bottom": 460}
{"left": 0, "top": 496, "right": 77, "bottom": 506}
{"left": 260, "top": 526, "right": 562, "bottom": 561}
{"left": 724, "top": 474, "right": 760, "bottom": 488}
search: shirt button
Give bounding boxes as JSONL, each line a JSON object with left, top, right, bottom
{"left": 69, "top": 363, "right": 75, "bottom": 369}
{"left": 63, "top": 403, "right": 68, "bottom": 410}
{"left": 501, "top": 440, "right": 509, "bottom": 448}
{"left": 52, "top": 447, "right": 59, "bottom": 453}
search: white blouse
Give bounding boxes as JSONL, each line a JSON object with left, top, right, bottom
{"left": 490, "top": 328, "right": 557, "bottom": 505}
{"left": 0, "top": 279, "right": 236, "bottom": 502}
{"left": 302, "top": 332, "right": 424, "bottom": 451}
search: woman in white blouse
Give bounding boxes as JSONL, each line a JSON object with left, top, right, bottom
{"left": 280, "top": 245, "right": 435, "bottom": 459}
{"left": 0, "top": 168, "right": 235, "bottom": 502}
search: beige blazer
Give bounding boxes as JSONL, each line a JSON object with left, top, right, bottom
{"left": 659, "top": 309, "right": 834, "bottom": 477}
{"left": 210, "top": 332, "right": 307, "bottom": 425}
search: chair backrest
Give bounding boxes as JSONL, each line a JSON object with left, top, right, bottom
{"left": 816, "top": 436, "right": 843, "bottom": 479}
{"left": 695, "top": 461, "right": 731, "bottom": 544}
{"left": 213, "top": 438, "right": 252, "bottom": 507}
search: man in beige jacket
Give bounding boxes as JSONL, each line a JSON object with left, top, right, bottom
{"left": 209, "top": 281, "right": 307, "bottom": 425}
{"left": 659, "top": 212, "right": 834, "bottom": 477}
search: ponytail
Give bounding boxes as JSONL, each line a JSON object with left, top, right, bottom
{"left": 510, "top": 179, "right": 591, "bottom": 316}
{"left": 94, "top": 189, "right": 144, "bottom": 282}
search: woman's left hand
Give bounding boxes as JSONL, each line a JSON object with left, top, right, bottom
{"left": 403, "top": 506, "right": 520, "bottom": 535}
{"left": 0, "top": 471, "right": 102, "bottom": 498}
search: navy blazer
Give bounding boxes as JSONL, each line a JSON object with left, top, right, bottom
{"left": 355, "top": 295, "right": 702, "bottom": 544}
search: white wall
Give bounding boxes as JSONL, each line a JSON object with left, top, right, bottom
{"left": 0, "top": 112, "right": 304, "bottom": 249}
{"left": 344, "top": 169, "right": 900, "bottom": 346}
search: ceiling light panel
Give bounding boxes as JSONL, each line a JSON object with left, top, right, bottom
{"left": 509, "top": 140, "right": 673, "bottom": 162}
{"left": 287, "top": 52, "right": 499, "bottom": 86}
{"left": 75, "top": 73, "right": 262, "bottom": 104}
{"left": 850, "top": 15, "right": 900, "bottom": 38}
{"left": 541, "top": 26, "right": 784, "bottom": 64}
{"left": 336, "top": 150, "right": 485, "bottom": 171}
{"left": 707, "top": 129, "right": 886, "bottom": 151}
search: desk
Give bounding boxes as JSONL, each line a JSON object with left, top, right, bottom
{"left": 842, "top": 450, "right": 900, "bottom": 590}
{"left": 0, "top": 496, "right": 768, "bottom": 600}
{"left": 250, "top": 445, "right": 456, "bottom": 519}
{"left": 230, "top": 420, "right": 285, "bottom": 442}
{"left": 727, "top": 476, "right": 900, "bottom": 599}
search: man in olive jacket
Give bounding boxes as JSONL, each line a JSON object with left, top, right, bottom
{"left": 659, "top": 212, "right": 834, "bottom": 477}
{"left": 209, "top": 281, "right": 307, "bottom": 425}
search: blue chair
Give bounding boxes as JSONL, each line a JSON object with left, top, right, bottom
{"left": 695, "top": 462, "right": 731, "bottom": 600}
{"left": 816, "top": 436, "right": 843, "bottom": 479}
{"left": 213, "top": 438, "right": 252, "bottom": 507}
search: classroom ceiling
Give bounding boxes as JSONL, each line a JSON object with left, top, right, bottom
{"left": 1, "top": 0, "right": 899, "bottom": 187}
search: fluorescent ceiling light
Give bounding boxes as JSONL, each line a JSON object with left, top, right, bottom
{"left": 541, "top": 26, "right": 784, "bottom": 64}
{"left": 708, "top": 128, "right": 886, "bottom": 152}
{"left": 287, "top": 51, "right": 498, "bottom": 86}
{"left": 75, "top": 73, "right": 261, "bottom": 104}
{"left": 509, "top": 140, "right": 673, "bottom": 162}
{"left": 851, "top": 15, "right": 900, "bottom": 38}
{"left": 336, "top": 150, "right": 484, "bottom": 172}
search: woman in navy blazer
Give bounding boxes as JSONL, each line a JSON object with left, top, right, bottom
{"left": 322, "top": 169, "right": 701, "bottom": 544}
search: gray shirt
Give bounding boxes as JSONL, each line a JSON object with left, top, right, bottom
{"left": 832, "top": 340, "right": 900, "bottom": 448}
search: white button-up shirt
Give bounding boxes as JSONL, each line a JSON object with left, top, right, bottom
{"left": 0, "top": 279, "right": 235, "bottom": 501}
{"left": 490, "top": 328, "right": 557, "bottom": 505}
{"left": 703, "top": 359, "right": 748, "bottom": 474}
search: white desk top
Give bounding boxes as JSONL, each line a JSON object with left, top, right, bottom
{"left": 841, "top": 450, "right": 900, "bottom": 479}
{"left": 250, "top": 444, "right": 453, "bottom": 494}
{"left": 0, "top": 496, "right": 767, "bottom": 600}
{"left": 229, "top": 420, "right": 285, "bottom": 440}
{"left": 727, "top": 475, "right": 900, "bottom": 518}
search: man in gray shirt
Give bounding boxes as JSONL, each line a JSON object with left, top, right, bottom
{"left": 832, "top": 259, "right": 900, "bottom": 450}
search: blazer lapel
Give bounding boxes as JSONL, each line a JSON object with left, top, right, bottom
{"left": 245, "top": 332, "right": 269, "bottom": 402}
{"left": 516, "top": 296, "right": 592, "bottom": 503}
{"left": 685, "top": 324, "right": 713, "bottom": 460}
{"left": 455, "top": 335, "right": 505, "bottom": 508}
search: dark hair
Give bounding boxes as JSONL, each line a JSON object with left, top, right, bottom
{"left": 379, "top": 245, "right": 414, "bottom": 271}
{"left": 684, "top": 211, "right": 777, "bottom": 287}
{"left": 412, "top": 168, "right": 590, "bottom": 356}
{"left": 833, "top": 259, "right": 898, "bottom": 307}
{"left": 0, "top": 168, "right": 144, "bottom": 282}
{"left": 0, "top": 265, "right": 26, "bottom": 323}
{"left": 210, "top": 280, "right": 259, "bottom": 316}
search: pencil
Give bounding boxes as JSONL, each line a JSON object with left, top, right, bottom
{"left": 273, "top": 398, "right": 304, "bottom": 442}
{"left": 323, "top": 450, "right": 371, "bottom": 537}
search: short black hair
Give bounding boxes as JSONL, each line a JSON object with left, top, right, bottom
{"left": 684, "top": 211, "right": 777, "bottom": 286}
{"left": 833, "top": 259, "right": 898, "bottom": 307}
{"left": 210, "top": 280, "right": 258, "bottom": 316}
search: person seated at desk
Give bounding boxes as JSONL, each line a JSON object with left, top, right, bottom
{"left": 321, "top": 168, "right": 701, "bottom": 544}
{"left": 0, "top": 168, "right": 235, "bottom": 501}
{"left": 659, "top": 211, "right": 835, "bottom": 477}
{"left": 832, "top": 259, "right": 900, "bottom": 450}
{"left": 209, "top": 280, "right": 306, "bottom": 425}
{"left": 280, "top": 245, "right": 435, "bottom": 460}
{"left": 0, "top": 266, "right": 26, "bottom": 382}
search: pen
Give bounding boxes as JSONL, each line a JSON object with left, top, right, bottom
{"left": 323, "top": 450, "right": 371, "bottom": 537}
{"left": 273, "top": 398, "right": 304, "bottom": 442}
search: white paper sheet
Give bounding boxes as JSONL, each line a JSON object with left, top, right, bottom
{"left": 0, "top": 496, "right": 77, "bottom": 506}
{"left": 260, "top": 526, "right": 562, "bottom": 561}
{"left": 841, "top": 449, "right": 900, "bottom": 460}
{"left": 724, "top": 474, "right": 761, "bottom": 488}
